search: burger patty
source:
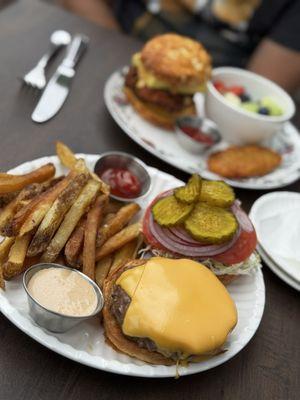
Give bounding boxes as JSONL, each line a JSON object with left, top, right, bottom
{"left": 110, "top": 284, "right": 160, "bottom": 353}
{"left": 125, "top": 67, "right": 193, "bottom": 113}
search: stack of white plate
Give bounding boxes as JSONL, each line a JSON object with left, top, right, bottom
{"left": 250, "top": 192, "right": 300, "bottom": 291}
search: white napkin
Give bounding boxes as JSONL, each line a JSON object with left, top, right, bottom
{"left": 259, "top": 207, "right": 300, "bottom": 283}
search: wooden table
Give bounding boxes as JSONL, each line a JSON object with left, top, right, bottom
{"left": 0, "top": 1, "right": 299, "bottom": 399}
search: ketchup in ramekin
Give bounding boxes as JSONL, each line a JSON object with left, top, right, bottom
{"left": 180, "top": 125, "right": 215, "bottom": 145}
{"left": 99, "top": 168, "right": 141, "bottom": 198}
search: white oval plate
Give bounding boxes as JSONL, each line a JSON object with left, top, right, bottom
{"left": 104, "top": 69, "right": 300, "bottom": 190}
{"left": 0, "top": 155, "right": 265, "bottom": 377}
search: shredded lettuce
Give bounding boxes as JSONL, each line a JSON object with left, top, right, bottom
{"left": 202, "top": 252, "right": 261, "bottom": 276}
{"left": 139, "top": 246, "right": 261, "bottom": 276}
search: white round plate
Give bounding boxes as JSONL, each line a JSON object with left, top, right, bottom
{"left": 104, "top": 69, "right": 300, "bottom": 190}
{"left": 0, "top": 155, "right": 265, "bottom": 377}
{"left": 250, "top": 192, "right": 300, "bottom": 291}
{"left": 257, "top": 245, "right": 300, "bottom": 292}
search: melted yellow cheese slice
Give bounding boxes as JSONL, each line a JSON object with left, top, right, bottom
{"left": 116, "top": 257, "right": 237, "bottom": 358}
{"left": 132, "top": 53, "right": 205, "bottom": 94}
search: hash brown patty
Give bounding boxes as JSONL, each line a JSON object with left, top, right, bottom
{"left": 208, "top": 145, "right": 282, "bottom": 179}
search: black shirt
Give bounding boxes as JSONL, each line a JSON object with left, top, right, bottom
{"left": 113, "top": 0, "right": 300, "bottom": 67}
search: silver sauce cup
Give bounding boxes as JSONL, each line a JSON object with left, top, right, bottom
{"left": 23, "top": 263, "right": 104, "bottom": 333}
{"left": 175, "top": 116, "right": 220, "bottom": 154}
{"left": 94, "top": 151, "right": 152, "bottom": 202}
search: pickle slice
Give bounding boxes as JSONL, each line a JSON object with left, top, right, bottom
{"left": 200, "top": 180, "right": 235, "bottom": 208}
{"left": 152, "top": 195, "right": 194, "bottom": 227}
{"left": 174, "top": 174, "right": 202, "bottom": 204}
{"left": 184, "top": 203, "right": 238, "bottom": 244}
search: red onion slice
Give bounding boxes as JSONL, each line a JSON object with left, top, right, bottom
{"left": 231, "top": 201, "right": 254, "bottom": 233}
{"left": 146, "top": 190, "right": 253, "bottom": 258}
{"left": 148, "top": 211, "right": 241, "bottom": 257}
{"left": 168, "top": 226, "right": 204, "bottom": 245}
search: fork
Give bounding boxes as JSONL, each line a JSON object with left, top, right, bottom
{"left": 23, "top": 30, "right": 71, "bottom": 90}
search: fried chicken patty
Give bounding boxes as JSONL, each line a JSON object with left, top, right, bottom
{"left": 208, "top": 145, "right": 282, "bottom": 179}
{"left": 125, "top": 67, "right": 193, "bottom": 113}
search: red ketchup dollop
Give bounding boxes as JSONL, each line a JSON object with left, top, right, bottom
{"left": 181, "top": 126, "right": 214, "bottom": 145}
{"left": 99, "top": 168, "right": 141, "bottom": 198}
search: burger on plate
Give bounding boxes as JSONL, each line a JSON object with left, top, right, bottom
{"left": 103, "top": 257, "right": 237, "bottom": 365}
{"left": 142, "top": 174, "right": 260, "bottom": 285}
{"left": 124, "top": 33, "right": 211, "bottom": 129}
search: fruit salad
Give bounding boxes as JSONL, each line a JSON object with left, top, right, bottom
{"left": 213, "top": 80, "right": 284, "bottom": 116}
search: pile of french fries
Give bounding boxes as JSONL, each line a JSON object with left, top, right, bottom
{"left": 0, "top": 142, "right": 142, "bottom": 290}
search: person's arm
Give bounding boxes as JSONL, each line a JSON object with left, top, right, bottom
{"left": 248, "top": 0, "right": 300, "bottom": 94}
{"left": 248, "top": 38, "right": 300, "bottom": 94}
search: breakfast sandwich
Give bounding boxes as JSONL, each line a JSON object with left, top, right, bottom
{"left": 103, "top": 257, "right": 237, "bottom": 365}
{"left": 208, "top": 145, "right": 282, "bottom": 179}
{"left": 142, "top": 174, "right": 260, "bottom": 285}
{"left": 124, "top": 33, "right": 211, "bottom": 129}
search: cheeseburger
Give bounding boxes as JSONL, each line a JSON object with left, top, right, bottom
{"left": 124, "top": 33, "right": 211, "bottom": 129}
{"left": 103, "top": 257, "right": 237, "bottom": 365}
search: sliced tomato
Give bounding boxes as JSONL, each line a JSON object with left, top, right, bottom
{"left": 143, "top": 202, "right": 167, "bottom": 251}
{"left": 213, "top": 80, "right": 227, "bottom": 93}
{"left": 227, "top": 85, "right": 245, "bottom": 96}
{"left": 213, "top": 229, "right": 257, "bottom": 265}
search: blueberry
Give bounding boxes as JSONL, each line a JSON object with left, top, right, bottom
{"left": 239, "top": 93, "right": 251, "bottom": 102}
{"left": 258, "top": 107, "right": 270, "bottom": 115}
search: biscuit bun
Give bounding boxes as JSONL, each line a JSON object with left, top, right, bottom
{"left": 141, "top": 33, "right": 211, "bottom": 87}
{"left": 124, "top": 87, "right": 196, "bottom": 129}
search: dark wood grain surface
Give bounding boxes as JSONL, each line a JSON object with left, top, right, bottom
{"left": 0, "top": 1, "right": 299, "bottom": 399}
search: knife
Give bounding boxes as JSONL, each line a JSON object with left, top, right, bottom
{"left": 32, "top": 34, "right": 89, "bottom": 123}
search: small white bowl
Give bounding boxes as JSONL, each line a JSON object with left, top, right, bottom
{"left": 205, "top": 67, "right": 295, "bottom": 145}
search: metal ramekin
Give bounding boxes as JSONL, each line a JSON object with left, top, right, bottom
{"left": 175, "top": 116, "right": 220, "bottom": 154}
{"left": 94, "top": 151, "right": 152, "bottom": 202}
{"left": 23, "top": 263, "right": 104, "bottom": 333}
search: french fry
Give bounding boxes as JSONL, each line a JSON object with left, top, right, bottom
{"left": 0, "top": 163, "right": 55, "bottom": 194}
{"left": 0, "top": 266, "right": 4, "bottom": 289}
{"left": 56, "top": 141, "right": 78, "bottom": 169}
{"left": 41, "top": 179, "right": 101, "bottom": 263}
{"left": 2, "top": 234, "right": 31, "bottom": 279}
{"left": 0, "top": 180, "right": 57, "bottom": 235}
{"left": 64, "top": 217, "right": 86, "bottom": 267}
{"left": 95, "top": 222, "right": 141, "bottom": 261}
{"left": 102, "top": 212, "right": 116, "bottom": 225}
{"left": 17, "top": 170, "right": 80, "bottom": 237}
{"left": 0, "top": 237, "right": 15, "bottom": 263}
{"left": 95, "top": 255, "right": 113, "bottom": 289}
{"left": 96, "top": 203, "right": 140, "bottom": 247}
{"left": 56, "top": 141, "right": 110, "bottom": 195}
{"left": 0, "top": 192, "right": 19, "bottom": 209}
{"left": 64, "top": 210, "right": 114, "bottom": 267}
{"left": 54, "top": 254, "right": 66, "bottom": 266}
{"left": 27, "top": 173, "right": 89, "bottom": 256}
{"left": 23, "top": 255, "right": 41, "bottom": 270}
{"left": 109, "top": 236, "right": 143, "bottom": 276}
{"left": 0, "top": 173, "right": 13, "bottom": 178}
{"left": 0, "top": 237, "right": 15, "bottom": 289}
{"left": 4, "top": 176, "right": 72, "bottom": 237}
{"left": 0, "top": 197, "right": 24, "bottom": 234}
{"left": 83, "top": 195, "right": 107, "bottom": 280}
{"left": 104, "top": 200, "right": 123, "bottom": 215}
